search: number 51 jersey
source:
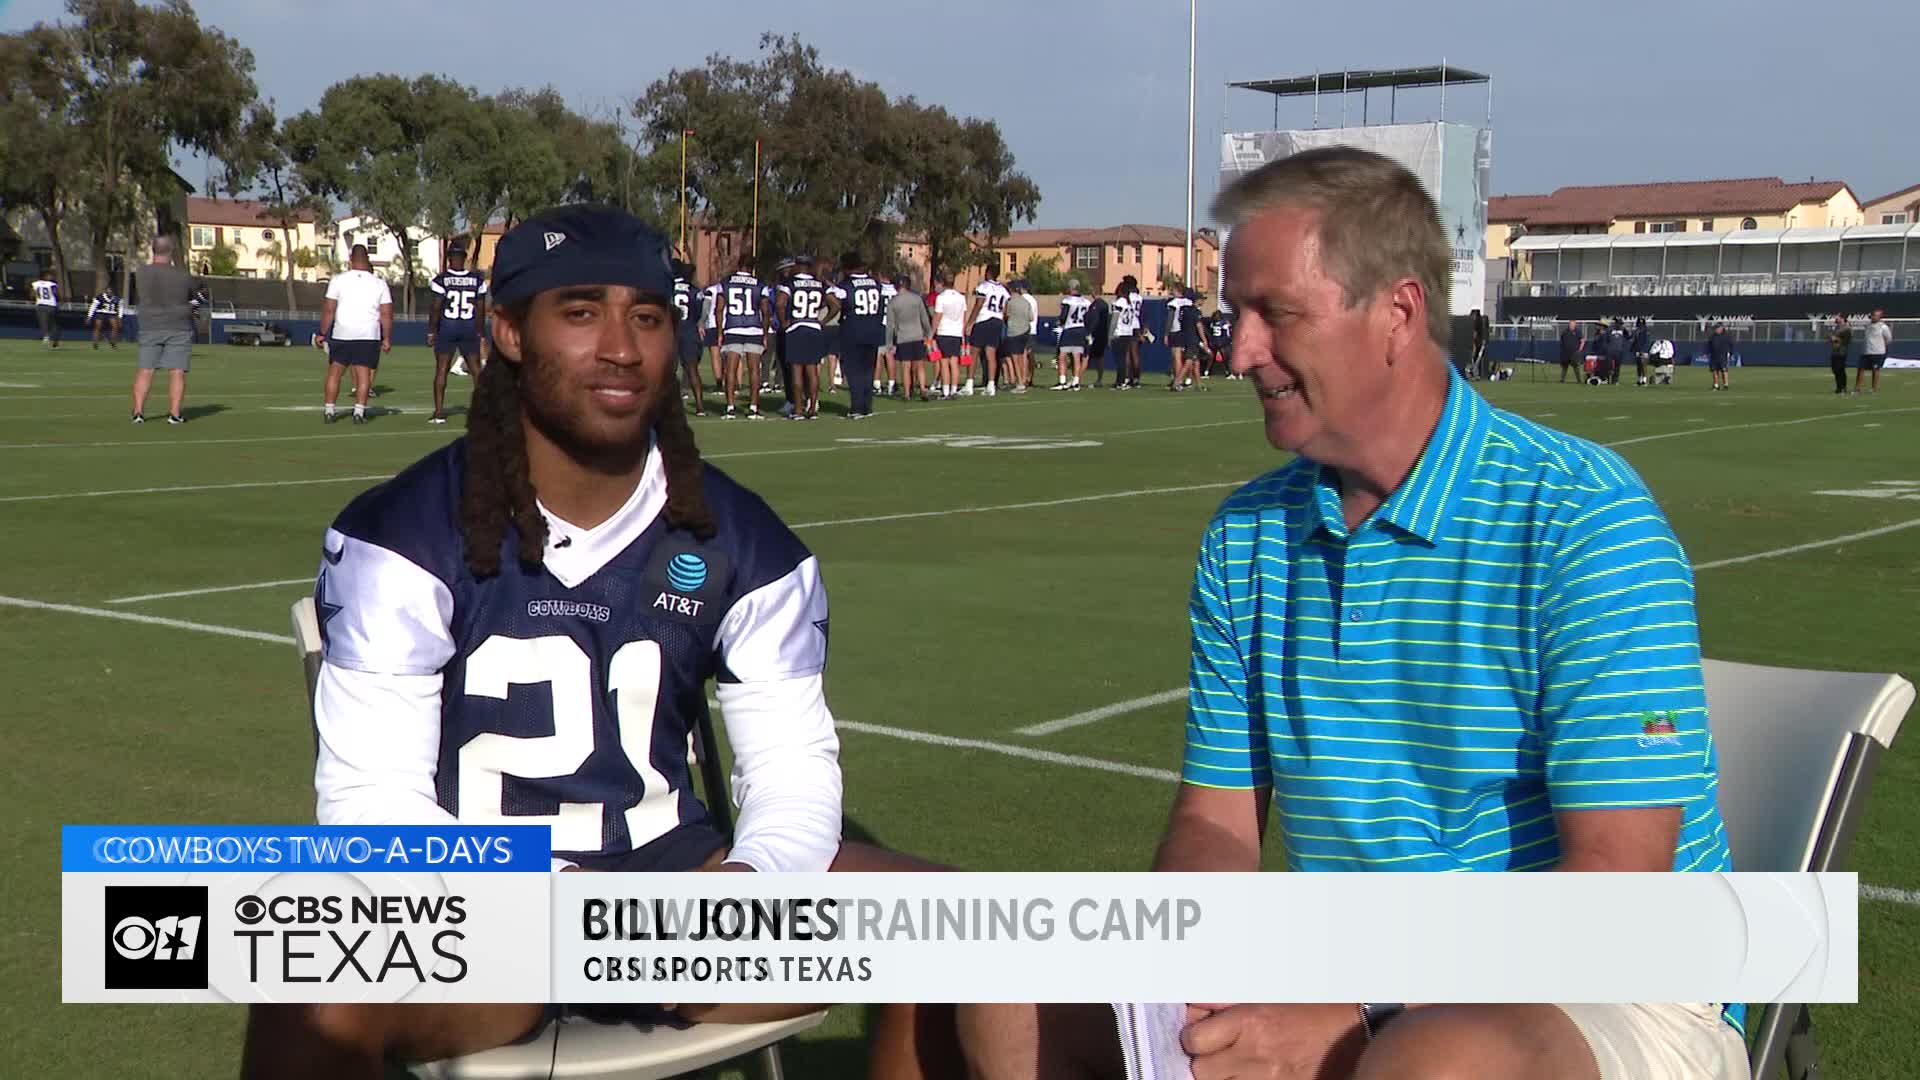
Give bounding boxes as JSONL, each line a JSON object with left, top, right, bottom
{"left": 314, "top": 438, "right": 829, "bottom": 868}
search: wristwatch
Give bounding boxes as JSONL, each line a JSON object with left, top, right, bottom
{"left": 1359, "top": 1003, "right": 1405, "bottom": 1041}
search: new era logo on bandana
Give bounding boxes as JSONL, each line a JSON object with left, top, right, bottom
{"left": 543, "top": 231, "right": 566, "bottom": 252}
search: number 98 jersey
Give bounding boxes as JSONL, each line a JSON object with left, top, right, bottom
{"left": 314, "top": 438, "right": 829, "bottom": 869}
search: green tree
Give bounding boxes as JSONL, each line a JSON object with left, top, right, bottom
{"left": 1023, "top": 255, "right": 1073, "bottom": 295}
{"left": 286, "top": 75, "right": 450, "bottom": 313}
{"left": 206, "top": 240, "right": 239, "bottom": 276}
{"left": 54, "top": 0, "right": 256, "bottom": 287}
{"left": 632, "top": 34, "right": 1019, "bottom": 274}
{"left": 219, "top": 102, "right": 327, "bottom": 314}
{"left": 1158, "top": 268, "right": 1186, "bottom": 294}
{"left": 894, "top": 102, "right": 1039, "bottom": 282}
{"left": 0, "top": 27, "right": 85, "bottom": 294}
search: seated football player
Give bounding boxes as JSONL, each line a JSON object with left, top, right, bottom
{"left": 240, "top": 206, "right": 952, "bottom": 1080}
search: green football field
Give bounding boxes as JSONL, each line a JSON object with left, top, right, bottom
{"left": 2, "top": 339, "right": 1916, "bottom": 1078}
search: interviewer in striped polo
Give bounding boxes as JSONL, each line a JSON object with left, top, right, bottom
{"left": 959, "top": 148, "right": 1746, "bottom": 1080}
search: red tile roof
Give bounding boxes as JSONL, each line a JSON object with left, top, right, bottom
{"left": 186, "top": 196, "right": 321, "bottom": 228}
{"left": 1491, "top": 178, "right": 1853, "bottom": 227}
{"left": 996, "top": 224, "right": 1218, "bottom": 248}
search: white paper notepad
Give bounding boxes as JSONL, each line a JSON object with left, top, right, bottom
{"left": 1111, "top": 1002, "right": 1194, "bottom": 1080}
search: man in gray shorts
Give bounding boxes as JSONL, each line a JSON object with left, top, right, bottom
{"left": 131, "top": 233, "right": 198, "bottom": 425}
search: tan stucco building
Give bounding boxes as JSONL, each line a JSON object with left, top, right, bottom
{"left": 1860, "top": 183, "right": 1920, "bottom": 227}
{"left": 186, "top": 197, "right": 329, "bottom": 281}
{"left": 1487, "top": 178, "right": 1863, "bottom": 260}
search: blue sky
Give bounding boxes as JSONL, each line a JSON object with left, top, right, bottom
{"left": 5, "top": 0, "right": 1910, "bottom": 228}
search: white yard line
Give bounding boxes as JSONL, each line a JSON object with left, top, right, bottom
{"left": 1017, "top": 688, "right": 1189, "bottom": 737}
{"left": 788, "top": 481, "right": 1239, "bottom": 530}
{"left": 0, "top": 594, "right": 293, "bottom": 645}
{"left": 0, "top": 474, "right": 390, "bottom": 504}
{"left": 107, "top": 578, "right": 316, "bottom": 605}
{"left": 1606, "top": 406, "right": 1920, "bottom": 448}
{"left": 834, "top": 721, "right": 1179, "bottom": 782}
{"left": 1690, "top": 518, "right": 1920, "bottom": 570}
{"left": 1863, "top": 884, "right": 1920, "bottom": 907}
{"left": 0, "top": 429, "right": 453, "bottom": 450}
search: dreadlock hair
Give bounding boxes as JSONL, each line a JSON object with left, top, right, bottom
{"left": 461, "top": 299, "right": 717, "bottom": 577}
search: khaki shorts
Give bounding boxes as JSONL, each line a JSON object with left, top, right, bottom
{"left": 1559, "top": 1004, "right": 1749, "bottom": 1080}
{"left": 720, "top": 340, "right": 764, "bottom": 356}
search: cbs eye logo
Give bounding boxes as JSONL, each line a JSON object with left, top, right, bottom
{"left": 103, "top": 886, "right": 208, "bottom": 990}
{"left": 234, "top": 895, "right": 267, "bottom": 925}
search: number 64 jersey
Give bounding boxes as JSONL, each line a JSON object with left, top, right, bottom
{"left": 311, "top": 438, "right": 841, "bottom": 873}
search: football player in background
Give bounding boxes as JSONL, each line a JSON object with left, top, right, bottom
{"left": 963, "top": 264, "right": 1009, "bottom": 397}
{"left": 1053, "top": 280, "right": 1092, "bottom": 391}
{"left": 1164, "top": 286, "right": 1198, "bottom": 390}
{"left": 88, "top": 286, "right": 123, "bottom": 349}
{"left": 779, "top": 254, "right": 837, "bottom": 420}
{"left": 242, "top": 206, "right": 949, "bottom": 1079}
{"left": 31, "top": 269, "right": 60, "bottom": 348}
{"left": 425, "top": 241, "right": 489, "bottom": 423}
{"left": 670, "top": 259, "right": 707, "bottom": 415}
{"left": 718, "top": 255, "right": 769, "bottom": 418}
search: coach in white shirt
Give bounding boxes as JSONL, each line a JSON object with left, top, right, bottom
{"left": 316, "top": 243, "right": 393, "bottom": 426}
{"left": 932, "top": 274, "right": 968, "bottom": 398}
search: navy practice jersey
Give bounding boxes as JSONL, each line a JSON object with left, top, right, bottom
{"left": 430, "top": 269, "right": 489, "bottom": 332}
{"left": 782, "top": 272, "right": 830, "bottom": 331}
{"left": 840, "top": 272, "right": 886, "bottom": 346}
{"left": 720, "top": 272, "right": 765, "bottom": 336}
{"left": 315, "top": 439, "right": 827, "bottom": 864}
{"left": 672, "top": 276, "right": 697, "bottom": 328}
{"left": 89, "top": 291, "right": 121, "bottom": 318}
{"left": 1208, "top": 313, "right": 1232, "bottom": 347}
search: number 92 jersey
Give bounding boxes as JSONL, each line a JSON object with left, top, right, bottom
{"left": 313, "top": 438, "right": 829, "bottom": 869}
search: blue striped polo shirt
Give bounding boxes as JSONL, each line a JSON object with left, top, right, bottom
{"left": 1185, "top": 367, "right": 1735, "bottom": 868}
{"left": 1184, "top": 368, "right": 1740, "bottom": 1026}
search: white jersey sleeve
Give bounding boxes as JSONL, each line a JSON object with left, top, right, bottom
{"left": 710, "top": 554, "right": 841, "bottom": 873}
{"left": 306, "top": 531, "right": 595, "bottom": 865}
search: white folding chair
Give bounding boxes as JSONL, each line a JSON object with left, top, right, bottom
{"left": 1702, "top": 658, "right": 1913, "bottom": 1080}
{"left": 290, "top": 598, "right": 827, "bottom": 1080}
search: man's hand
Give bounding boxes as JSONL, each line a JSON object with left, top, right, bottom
{"left": 381, "top": 339, "right": 392, "bottom": 354}
{"left": 1180, "top": 1004, "right": 1366, "bottom": 1080}
{"left": 426, "top": 331, "right": 436, "bottom": 348}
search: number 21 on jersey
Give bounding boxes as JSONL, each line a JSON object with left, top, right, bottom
{"left": 457, "top": 635, "right": 682, "bottom": 853}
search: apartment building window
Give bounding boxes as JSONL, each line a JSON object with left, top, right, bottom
{"left": 1074, "top": 245, "right": 1100, "bottom": 270}
{"left": 1132, "top": 244, "right": 1143, "bottom": 264}
{"left": 1648, "top": 221, "right": 1684, "bottom": 233}
{"left": 1884, "top": 213, "right": 1911, "bottom": 225}
{"left": 1741, "top": 217, "right": 1759, "bottom": 230}
{"left": 190, "top": 226, "right": 214, "bottom": 248}
{"left": 1156, "top": 248, "right": 1165, "bottom": 278}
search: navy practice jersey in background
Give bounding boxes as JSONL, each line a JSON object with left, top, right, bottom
{"left": 315, "top": 439, "right": 827, "bottom": 866}
{"left": 840, "top": 272, "right": 886, "bottom": 346}
{"left": 429, "top": 268, "right": 489, "bottom": 336}
{"left": 782, "top": 272, "right": 830, "bottom": 330}
{"left": 721, "top": 271, "right": 765, "bottom": 336}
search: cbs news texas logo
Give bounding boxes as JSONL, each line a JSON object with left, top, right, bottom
{"left": 104, "top": 878, "right": 470, "bottom": 995}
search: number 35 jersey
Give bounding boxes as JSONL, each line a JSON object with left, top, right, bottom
{"left": 314, "top": 437, "right": 828, "bottom": 867}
